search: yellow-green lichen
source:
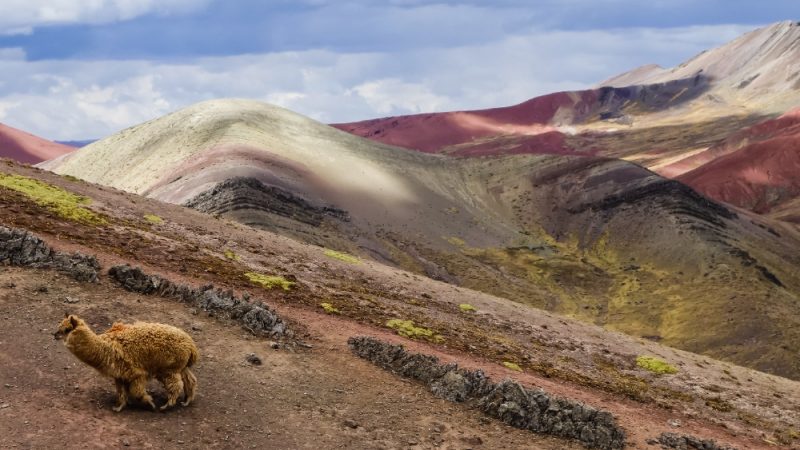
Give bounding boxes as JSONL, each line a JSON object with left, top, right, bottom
{"left": 503, "top": 361, "right": 523, "bottom": 372}
{"left": 224, "top": 249, "right": 240, "bottom": 261}
{"left": 444, "top": 236, "right": 466, "bottom": 247}
{"left": 324, "top": 249, "right": 360, "bottom": 264}
{"left": 245, "top": 272, "right": 295, "bottom": 291}
{"left": 320, "top": 302, "right": 340, "bottom": 314}
{"left": 636, "top": 355, "right": 678, "bottom": 375}
{"left": 0, "top": 173, "right": 106, "bottom": 225}
{"left": 144, "top": 214, "right": 163, "bottom": 224}
{"left": 459, "top": 303, "right": 477, "bottom": 313}
{"left": 386, "top": 319, "right": 443, "bottom": 343}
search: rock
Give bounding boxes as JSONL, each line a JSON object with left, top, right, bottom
{"left": 461, "top": 436, "right": 483, "bottom": 446}
{"left": 35, "top": 286, "right": 48, "bottom": 293}
{"left": 668, "top": 418, "right": 682, "bottom": 428}
{"left": 0, "top": 403, "right": 10, "bottom": 409}
{"left": 63, "top": 296, "right": 79, "bottom": 304}
{"left": 0, "top": 227, "right": 101, "bottom": 282}
{"left": 245, "top": 353, "right": 262, "bottom": 365}
{"left": 343, "top": 419, "right": 359, "bottom": 429}
{"left": 656, "top": 432, "right": 738, "bottom": 450}
{"left": 191, "top": 324, "right": 202, "bottom": 331}
{"left": 269, "top": 341, "right": 280, "bottom": 349}
{"left": 122, "top": 438, "right": 131, "bottom": 446}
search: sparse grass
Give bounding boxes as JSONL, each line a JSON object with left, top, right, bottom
{"left": 459, "top": 303, "right": 477, "bottom": 313}
{"left": 320, "top": 302, "right": 340, "bottom": 314}
{"left": 224, "top": 249, "right": 240, "bottom": 261}
{"left": 704, "top": 396, "right": 734, "bottom": 412}
{"left": 245, "top": 272, "right": 295, "bottom": 291}
{"left": 636, "top": 355, "right": 678, "bottom": 375}
{"left": 324, "top": 249, "right": 360, "bottom": 264}
{"left": 444, "top": 236, "right": 466, "bottom": 247}
{"left": 144, "top": 214, "right": 163, "bottom": 224}
{"left": 0, "top": 173, "right": 106, "bottom": 225}
{"left": 386, "top": 319, "right": 443, "bottom": 343}
{"left": 502, "top": 361, "right": 523, "bottom": 372}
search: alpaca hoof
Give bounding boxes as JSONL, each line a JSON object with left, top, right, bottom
{"left": 112, "top": 404, "right": 125, "bottom": 413}
{"left": 159, "top": 404, "right": 171, "bottom": 411}
{"left": 180, "top": 400, "right": 191, "bottom": 407}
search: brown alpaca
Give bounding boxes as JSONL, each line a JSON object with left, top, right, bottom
{"left": 55, "top": 314, "right": 199, "bottom": 412}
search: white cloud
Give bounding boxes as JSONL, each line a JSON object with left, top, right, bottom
{"left": 0, "top": 24, "right": 758, "bottom": 140}
{"left": 348, "top": 79, "right": 452, "bottom": 115}
{"left": 0, "top": 0, "right": 211, "bottom": 34}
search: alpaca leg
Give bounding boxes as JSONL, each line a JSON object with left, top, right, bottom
{"left": 159, "top": 372, "right": 184, "bottom": 411}
{"left": 180, "top": 368, "right": 197, "bottom": 407}
{"left": 128, "top": 377, "right": 156, "bottom": 411}
{"left": 112, "top": 379, "right": 129, "bottom": 412}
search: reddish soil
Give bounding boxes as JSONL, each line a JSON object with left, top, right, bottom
{"left": 0, "top": 123, "right": 75, "bottom": 164}
{"left": 677, "top": 109, "right": 800, "bottom": 213}
{"left": 332, "top": 90, "right": 598, "bottom": 154}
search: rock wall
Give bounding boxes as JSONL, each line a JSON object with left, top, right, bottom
{"left": 654, "top": 432, "right": 738, "bottom": 450}
{"left": 0, "top": 226, "right": 100, "bottom": 282}
{"left": 348, "top": 336, "right": 626, "bottom": 449}
{"left": 109, "top": 265, "right": 290, "bottom": 339}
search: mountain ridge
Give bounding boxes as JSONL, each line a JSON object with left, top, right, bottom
{"left": 0, "top": 123, "right": 75, "bottom": 164}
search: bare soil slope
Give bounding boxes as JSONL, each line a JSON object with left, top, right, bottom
{"left": 0, "top": 123, "right": 75, "bottom": 164}
{"left": 676, "top": 109, "right": 800, "bottom": 214}
{"left": 1, "top": 161, "right": 798, "bottom": 448}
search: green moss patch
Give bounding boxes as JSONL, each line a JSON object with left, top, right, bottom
{"left": 386, "top": 319, "right": 443, "bottom": 343}
{"left": 636, "top": 355, "right": 678, "bottom": 375}
{"left": 502, "top": 361, "right": 523, "bottom": 372}
{"left": 324, "top": 249, "right": 360, "bottom": 264}
{"left": 245, "top": 272, "right": 296, "bottom": 291}
{"left": 459, "top": 303, "right": 477, "bottom": 313}
{"left": 320, "top": 302, "right": 340, "bottom": 314}
{"left": 144, "top": 214, "right": 163, "bottom": 224}
{"left": 0, "top": 173, "right": 106, "bottom": 225}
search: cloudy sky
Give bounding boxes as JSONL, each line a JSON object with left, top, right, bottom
{"left": 0, "top": 1, "right": 796, "bottom": 140}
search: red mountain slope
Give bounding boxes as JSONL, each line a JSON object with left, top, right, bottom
{"left": 0, "top": 123, "right": 75, "bottom": 164}
{"left": 332, "top": 91, "right": 595, "bottom": 154}
{"left": 677, "top": 109, "right": 800, "bottom": 213}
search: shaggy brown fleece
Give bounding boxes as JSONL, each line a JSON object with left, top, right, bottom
{"left": 55, "top": 314, "right": 199, "bottom": 412}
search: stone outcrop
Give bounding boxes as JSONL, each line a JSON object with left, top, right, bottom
{"left": 184, "top": 177, "right": 349, "bottom": 227}
{"left": 0, "top": 226, "right": 100, "bottom": 282}
{"left": 108, "top": 265, "right": 290, "bottom": 339}
{"left": 348, "top": 336, "right": 626, "bottom": 449}
{"left": 654, "top": 432, "right": 738, "bottom": 450}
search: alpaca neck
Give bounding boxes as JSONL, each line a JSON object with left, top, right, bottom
{"left": 66, "top": 326, "right": 116, "bottom": 374}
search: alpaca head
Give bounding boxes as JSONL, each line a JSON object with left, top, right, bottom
{"left": 54, "top": 313, "right": 83, "bottom": 340}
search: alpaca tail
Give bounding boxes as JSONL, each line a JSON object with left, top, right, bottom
{"left": 187, "top": 346, "right": 199, "bottom": 367}
{"left": 181, "top": 367, "right": 197, "bottom": 407}
{"left": 181, "top": 346, "right": 199, "bottom": 406}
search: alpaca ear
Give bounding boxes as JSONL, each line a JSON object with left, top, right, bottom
{"left": 69, "top": 315, "right": 78, "bottom": 328}
{"left": 64, "top": 312, "right": 69, "bottom": 318}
